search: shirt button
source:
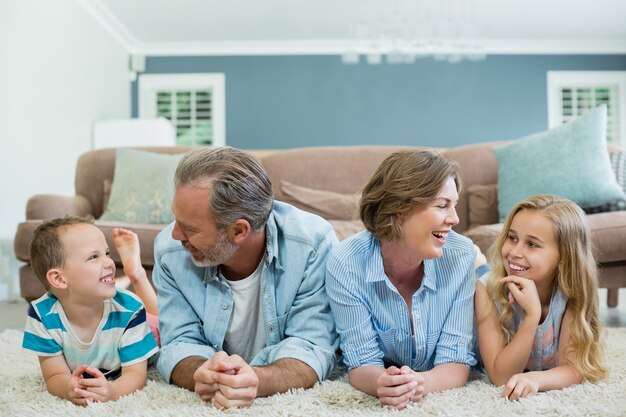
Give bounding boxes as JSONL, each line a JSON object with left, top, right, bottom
{"left": 269, "top": 325, "right": 274, "bottom": 332}
{"left": 222, "top": 303, "right": 228, "bottom": 310}
{"left": 213, "top": 344, "right": 217, "bottom": 348}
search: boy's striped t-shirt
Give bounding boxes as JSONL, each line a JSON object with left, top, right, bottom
{"left": 22, "top": 289, "right": 158, "bottom": 375}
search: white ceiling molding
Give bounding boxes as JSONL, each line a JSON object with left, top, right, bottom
{"left": 133, "top": 39, "right": 626, "bottom": 57}
{"left": 77, "top": 0, "right": 626, "bottom": 57}
{"left": 75, "top": 0, "right": 139, "bottom": 52}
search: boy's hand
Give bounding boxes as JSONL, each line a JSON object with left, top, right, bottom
{"left": 74, "top": 367, "right": 117, "bottom": 403}
{"left": 67, "top": 365, "right": 90, "bottom": 406}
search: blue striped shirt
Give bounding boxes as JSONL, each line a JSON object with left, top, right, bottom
{"left": 326, "top": 230, "right": 477, "bottom": 371}
{"left": 22, "top": 289, "right": 158, "bottom": 375}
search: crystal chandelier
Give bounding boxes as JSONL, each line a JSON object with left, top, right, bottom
{"left": 342, "top": 0, "right": 485, "bottom": 64}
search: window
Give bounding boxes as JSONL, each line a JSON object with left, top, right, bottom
{"left": 547, "top": 71, "right": 626, "bottom": 147}
{"left": 139, "top": 73, "right": 225, "bottom": 146}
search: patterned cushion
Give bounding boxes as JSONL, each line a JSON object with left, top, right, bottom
{"left": 584, "top": 151, "right": 626, "bottom": 214}
{"left": 100, "top": 149, "right": 184, "bottom": 224}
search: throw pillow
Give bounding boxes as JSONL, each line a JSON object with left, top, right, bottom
{"left": 467, "top": 184, "right": 499, "bottom": 229}
{"left": 610, "top": 150, "right": 626, "bottom": 191}
{"left": 585, "top": 151, "right": 626, "bottom": 214}
{"left": 280, "top": 180, "right": 360, "bottom": 220}
{"left": 100, "top": 149, "right": 184, "bottom": 224}
{"left": 492, "top": 105, "right": 625, "bottom": 222}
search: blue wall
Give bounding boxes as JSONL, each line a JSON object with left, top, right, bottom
{"left": 132, "top": 55, "right": 626, "bottom": 149}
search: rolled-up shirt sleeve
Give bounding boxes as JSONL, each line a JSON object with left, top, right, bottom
{"left": 433, "top": 255, "right": 477, "bottom": 367}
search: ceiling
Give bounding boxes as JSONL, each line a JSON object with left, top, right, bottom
{"left": 78, "top": 0, "right": 626, "bottom": 56}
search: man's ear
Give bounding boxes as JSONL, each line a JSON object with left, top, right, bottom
{"left": 229, "top": 219, "right": 252, "bottom": 244}
{"left": 46, "top": 269, "right": 68, "bottom": 290}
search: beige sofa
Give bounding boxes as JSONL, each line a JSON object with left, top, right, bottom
{"left": 14, "top": 143, "right": 626, "bottom": 306}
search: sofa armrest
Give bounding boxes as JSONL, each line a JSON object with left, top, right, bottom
{"left": 26, "top": 194, "right": 93, "bottom": 220}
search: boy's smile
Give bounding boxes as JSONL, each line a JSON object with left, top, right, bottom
{"left": 57, "top": 224, "right": 117, "bottom": 302}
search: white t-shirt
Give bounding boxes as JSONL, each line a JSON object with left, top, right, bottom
{"left": 222, "top": 261, "right": 267, "bottom": 363}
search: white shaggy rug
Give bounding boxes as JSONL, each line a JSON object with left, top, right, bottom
{"left": 1, "top": 328, "right": 625, "bottom": 417}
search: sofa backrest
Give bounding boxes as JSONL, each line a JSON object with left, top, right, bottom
{"left": 262, "top": 146, "right": 415, "bottom": 201}
{"left": 77, "top": 145, "right": 427, "bottom": 218}
{"left": 83, "top": 142, "right": 587, "bottom": 234}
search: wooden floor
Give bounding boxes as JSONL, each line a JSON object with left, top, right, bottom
{"left": 1, "top": 288, "right": 625, "bottom": 332}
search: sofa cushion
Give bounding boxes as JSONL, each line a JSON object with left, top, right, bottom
{"left": 467, "top": 184, "right": 499, "bottom": 229}
{"left": 280, "top": 180, "right": 360, "bottom": 220}
{"left": 100, "top": 149, "right": 184, "bottom": 224}
{"left": 464, "top": 211, "right": 626, "bottom": 264}
{"left": 611, "top": 150, "right": 626, "bottom": 188}
{"left": 15, "top": 219, "right": 164, "bottom": 267}
{"left": 463, "top": 223, "right": 502, "bottom": 257}
{"left": 493, "top": 105, "right": 625, "bottom": 222}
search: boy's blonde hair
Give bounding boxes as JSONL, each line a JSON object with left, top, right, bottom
{"left": 29, "top": 216, "right": 95, "bottom": 290}
{"left": 485, "top": 194, "right": 607, "bottom": 381}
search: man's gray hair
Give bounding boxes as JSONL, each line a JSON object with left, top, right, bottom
{"left": 174, "top": 146, "right": 274, "bottom": 231}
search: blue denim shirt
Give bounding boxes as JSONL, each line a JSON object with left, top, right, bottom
{"left": 153, "top": 201, "right": 339, "bottom": 383}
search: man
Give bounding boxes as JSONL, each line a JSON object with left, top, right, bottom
{"left": 153, "top": 146, "right": 339, "bottom": 409}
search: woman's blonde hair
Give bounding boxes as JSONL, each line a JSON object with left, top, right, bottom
{"left": 359, "top": 149, "right": 460, "bottom": 241}
{"left": 484, "top": 194, "right": 606, "bottom": 381}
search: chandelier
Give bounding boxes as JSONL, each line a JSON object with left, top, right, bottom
{"left": 341, "top": 0, "right": 485, "bottom": 64}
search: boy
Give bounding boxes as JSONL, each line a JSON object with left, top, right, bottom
{"left": 22, "top": 216, "right": 158, "bottom": 406}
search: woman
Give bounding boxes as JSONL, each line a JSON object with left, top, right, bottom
{"left": 326, "top": 150, "right": 478, "bottom": 409}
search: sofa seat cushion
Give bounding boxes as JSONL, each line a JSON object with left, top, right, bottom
{"left": 463, "top": 211, "right": 626, "bottom": 264}
{"left": 14, "top": 220, "right": 166, "bottom": 268}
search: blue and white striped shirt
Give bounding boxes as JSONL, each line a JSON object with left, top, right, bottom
{"left": 326, "top": 230, "right": 477, "bottom": 371}
{"left": 22, "top": 289, "right": 158, "bottom": 376}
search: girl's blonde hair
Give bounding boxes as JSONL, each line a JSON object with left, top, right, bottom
{"left": 485, "top": 194, "right": 607, "bottom": 381}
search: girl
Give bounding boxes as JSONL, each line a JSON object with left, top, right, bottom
{"left": 474, "top": 194, "right": 607, "bottom": 401}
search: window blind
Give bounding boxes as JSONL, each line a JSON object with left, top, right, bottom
{"left": 156, "top": 89, "right": 213, "bottom": 145}
{"left": 560, "top": 85, "right": 620, "bottom": 145}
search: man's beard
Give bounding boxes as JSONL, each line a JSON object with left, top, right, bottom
{"left": 187, "top": 231, "right": 239, "bottom": 267}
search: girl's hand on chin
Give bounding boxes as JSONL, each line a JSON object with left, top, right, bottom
{"left": 500, "top": 276, "right": 541, "bottom": 320}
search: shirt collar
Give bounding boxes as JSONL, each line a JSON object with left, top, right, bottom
{"left": 203, "top": 211, "right": 280, "bottom": 283}
{"left": 263, "top": 209, "right": 282, "bottom": 271}
{"left": 364, "top": 233, "right": 437, "bottom": 291}
{"left": 365, "top": 236, "right": 386, "bottom": 283}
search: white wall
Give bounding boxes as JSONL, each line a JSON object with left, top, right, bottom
{"left": 0, "top": 0, "right": 130, "bottom": 299}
